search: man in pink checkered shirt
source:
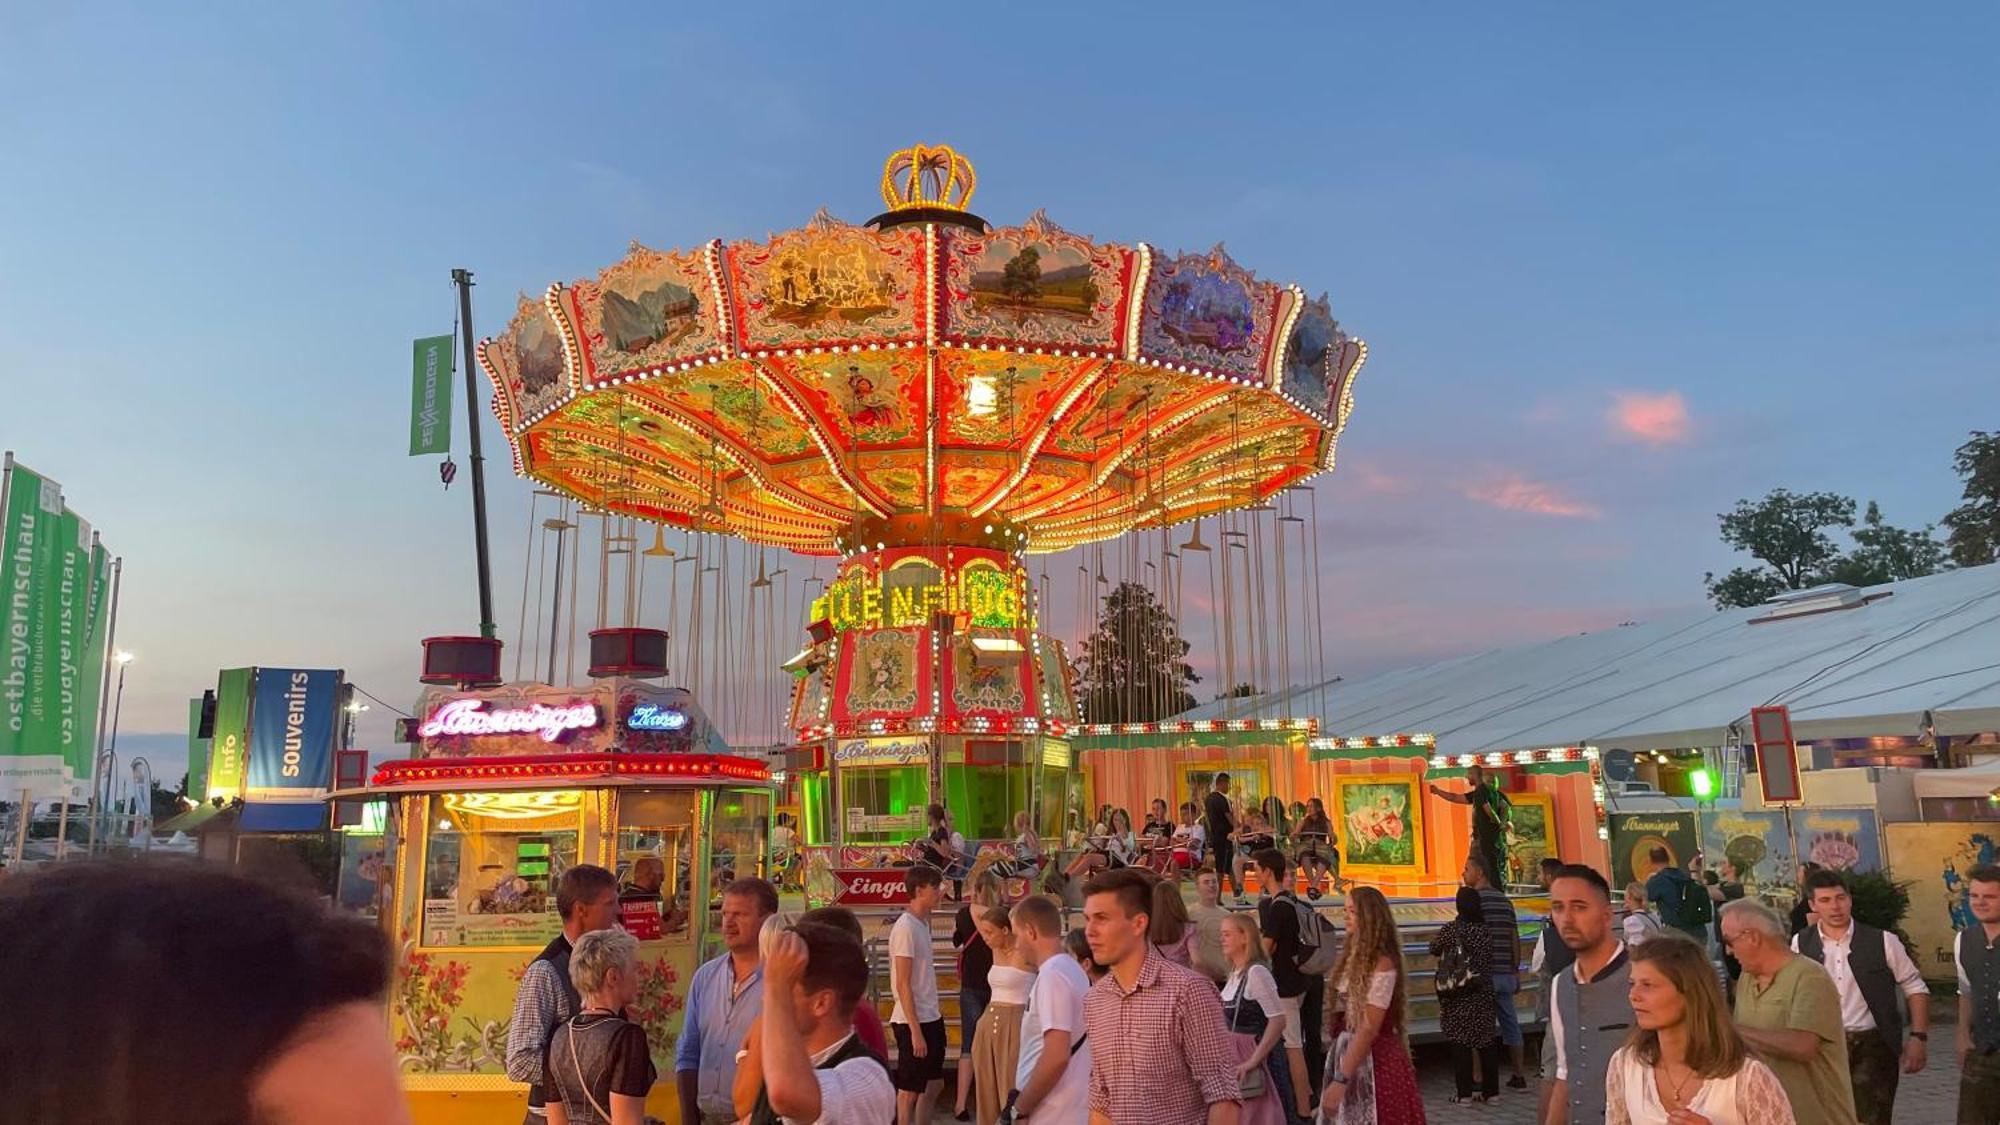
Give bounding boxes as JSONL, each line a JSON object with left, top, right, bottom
{"left": 1081, "top": 868, "right": 1241, "bottom": 1125}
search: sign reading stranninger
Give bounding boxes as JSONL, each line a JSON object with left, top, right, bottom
{"left": 419, "top": 699, "right": 600, "bottom": 743}
{"left": 832, "top": 737, "right": 930, "bottom": 766}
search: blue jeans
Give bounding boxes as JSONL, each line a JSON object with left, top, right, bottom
{"left": 1492, "top": 973, "right": 1522, "bottom": 1048}
{"left": 959, "top": 989, "right": 988, "bottom": 1059}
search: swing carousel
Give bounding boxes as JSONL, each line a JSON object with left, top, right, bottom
{"left": 476, "top": 144, "right": 1368, "bottom": 892}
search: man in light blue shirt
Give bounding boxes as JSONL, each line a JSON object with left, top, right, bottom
{"left": 676, "top": 877, "right": 777, "bottom": 1125}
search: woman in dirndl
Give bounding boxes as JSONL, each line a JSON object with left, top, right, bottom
{"left": 1218, "top": 911, "right": 1295, "bottom": 1125}
{"left": 1320, "top": 885, "right": 1426, "bottom": 1124}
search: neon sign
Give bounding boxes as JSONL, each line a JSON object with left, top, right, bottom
{"left": 812, "top": 563, "right": 1022, "bottom": 633}
{"left": 419, "top": 699, "right": 600, "bottom": 743}
{"left": 832, "top": 737, "right": 931, "bottom": 765}
{"left": 625, "top": 704, "right": 688, "bottom": 732}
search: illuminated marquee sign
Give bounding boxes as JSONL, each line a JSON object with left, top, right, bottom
{"left": 832, "top": 737, "right": 931, "bottom": 766}
{"left": 812, "top": 562, "right": 1023, "bottom": 633}
{"left": 419, "top": 699, "right": 600, "bottom": 743}
{"left": 626, "top": 704, "right": 688, "bottom": 732}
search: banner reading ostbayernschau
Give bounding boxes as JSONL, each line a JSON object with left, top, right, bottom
{"left": 1, "top": 456, "right": 66, "bottom": 793}
{"left": 66, "top": 536, "right": 112, "bottom": 797}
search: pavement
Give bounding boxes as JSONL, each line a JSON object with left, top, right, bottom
{"left": 1411, "top": 1034, "right": 1966, "bottom": 1124}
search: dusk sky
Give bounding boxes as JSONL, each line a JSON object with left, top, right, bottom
{"left": 4, "top": 4, "right": 1995, "bottom": 781}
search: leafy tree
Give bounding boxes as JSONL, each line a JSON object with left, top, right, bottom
{"left": 999, "top": 247, "right": 1042, "bottom": 300}
{"left": 1705, "top": 489, "right": 1945, "bottom": 608}
{"left": 1942, "top": 431, "right": 2000, "bottom": 566}
{"left": 1704, "top": 490, "right": 1855, "bottom": 607}
{"left": 1821, "top": 502, "right": 1948, "bottom": 587}
{"left": 1702, "top": 566, "right": 1789, "bottom": 609}
{"left": 1076, "top": 581, "right": 1199, "bottom": 723}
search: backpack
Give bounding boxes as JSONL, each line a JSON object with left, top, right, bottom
{"left": 1288, "top": 895, "right": 1341, "bottom": 976}
{"left": 1679, "top": 877, "right": 1714, "bottom": 926}
{"left": 1434, "top": 931, "right": 1477, "bottom": 998}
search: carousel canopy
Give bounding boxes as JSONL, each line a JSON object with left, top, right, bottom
{"left": 1185, "top": 563, "right": 2000, "bottom": 754}
{"left": 479, "top": 144, "right": 1366, "bottom": 555}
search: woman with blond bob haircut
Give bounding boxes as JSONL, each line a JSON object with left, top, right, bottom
{"left": 1606, "top": 934, "right": 1794, "bottom": 1124}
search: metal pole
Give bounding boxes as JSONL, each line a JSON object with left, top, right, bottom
{"left": 85, "top": 555, "right": 122, "bottom": 853}
{"left": 452, "top": 269, "right": 498, "bottom": 641}
{"left": 547, "top": 524, "right": 567, "bottom": 685}
{"left": 9, "top": 788, "right": 27, "bottom": 867}
{"left": 105, "top": 662, "right": 127, "bottom": 839}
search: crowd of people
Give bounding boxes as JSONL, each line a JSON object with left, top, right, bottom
{"left": 1047, "top": 774, "right": 1344, "bottom": 905}
{"left": 2, "top": 830, "right": 1998, "bottom": 1125}
{"left": 621, "top": 836, "right": 1999, "bottom": 1125}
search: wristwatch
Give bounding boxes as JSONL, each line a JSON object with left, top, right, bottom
{"left": 1328, "top": 1070, "right": 1349, "bottom": 1085}
{"left": 1910, "top": 1032, "right": 1929, "bottom": 1041}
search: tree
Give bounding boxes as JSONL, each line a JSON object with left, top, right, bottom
{"left": 1705, "top": 489, "right": 1945, "bottom": 608}
{"left": 999, "top": 246, "right": 1042, "bottom": 300}
{"left": 1821, "top": 502, "right": 1948, "bottom": 587}
{"left": 1702, "top": 566, "right": 1789, "bottom": 609}
{"left": 148, "top": 772, "right": 191, "bottom": 822}
{"left": 1075, "top": 581, "right": 1199, "bottom": 723}
{"left": 1942, "top": 431, "right": 2000, "bottom": 566}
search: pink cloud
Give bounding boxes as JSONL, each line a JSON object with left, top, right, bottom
{"left": 1460, "top": 471, "right": 1601, "bottom": 519}
{"left": 1609, "top": 390, "right": 1691, "bottom": 446}
{"left": 1347, "top": 461, "right": 1415, "bottom": 496}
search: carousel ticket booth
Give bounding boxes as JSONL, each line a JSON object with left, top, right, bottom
{"left": 779, "top": 532, "right": 1079, "bottom": 897}
{"left": 360, "top": 676, "right": 772, "bottom": 1123}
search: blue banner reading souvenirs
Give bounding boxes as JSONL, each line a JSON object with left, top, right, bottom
{"left": 245, "top": 668, "right": 341, "bottom": 801}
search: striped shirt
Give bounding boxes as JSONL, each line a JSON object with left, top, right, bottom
{"left": 1084, "top": 943, "right": 1239, "bottom": 1125}
{"left": 1478, "top": 887, "right": 1520, "bottom": 973}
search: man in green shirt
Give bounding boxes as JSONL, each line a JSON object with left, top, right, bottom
{"left": 1722, "top": 898, "right": 1858, "bottom": 1125}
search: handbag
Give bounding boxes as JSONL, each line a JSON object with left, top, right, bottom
{"left": 1434, "top": 930, "right": 1477, "bottom": 999}
{"left": 1227, "top": 972, "right": 1269, "bottom": 1100}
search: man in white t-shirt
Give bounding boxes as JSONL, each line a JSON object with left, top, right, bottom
{"left": 890, "top": 864, "right": 946, "bottom": 1125}
{"left": 1009, "top": 894, "right": 1090, "bottom": 1124}
{"left": 756, "top": 920, "right": 895, "bottom": 1125}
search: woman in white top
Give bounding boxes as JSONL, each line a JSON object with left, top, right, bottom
{"left": 1321, "top": 886, "right": 1428, "bottom": 1124}
{"left": 1218, "top": 912, "right": 1292, "bottom": 1125}
{"left": 1606, "top": 935, "right": 1794, "bottom": 1125}
{"left": 1624, "top": 883, "right": 1663, "bottom": 946}
{"left": 970, "top": 906, "right": 1035, "bottom": 1125}
{"left": 1062, "top": 807, "right": 1137, "bottom": 879}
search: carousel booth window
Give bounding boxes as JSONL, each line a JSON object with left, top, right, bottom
{"left": 797, "top": 769, "right": 835, "bottom": 846}
{"left": 840, "top": 765, "right": 929, "bottom": 846}
{"left": 944, "top": 740, "right": 1030, "bottom": 841}
{"left": 615, "top": 789, "right": 697, "bottom": 941}
{"left": 706, "top": 788, "right": 772, "bottom": 904}
{"left": 420, "top": 790, "right": 581, "bottom": 948}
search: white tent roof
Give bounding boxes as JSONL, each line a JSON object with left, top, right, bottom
{"left": 1181, "top": 563, "right": 2000, "bottom": 756}
{"left": 1912, "top": 758, "right": 2000, "bottom": 799}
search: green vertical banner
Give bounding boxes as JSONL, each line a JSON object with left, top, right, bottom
{"left": 51, "top": 510, "right": 89, "bottom": 793}
{"left": 409, "top": 335, "right": 454, "bottom": 456}
{"left": 68, "top": 540, "right": 111, "bottom": 796}
{"left": 207, "top": 668, "right": 254, "bottom": 803}
{"left": 185, "top": 697, "right": 210, "bottom": 801}
{"left": 1, "top": 457, "right": 67, "bottom": 793}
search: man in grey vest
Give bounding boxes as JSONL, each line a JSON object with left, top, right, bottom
{"left": 1791, "top": 868, "right": 1930, "bottom": 1125}
{"left": 1542, "top": 863, "right": 1633, "bottom": 1125}
{"left": 1958, "top": 864, "right": 2000, "bottom": 1125}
